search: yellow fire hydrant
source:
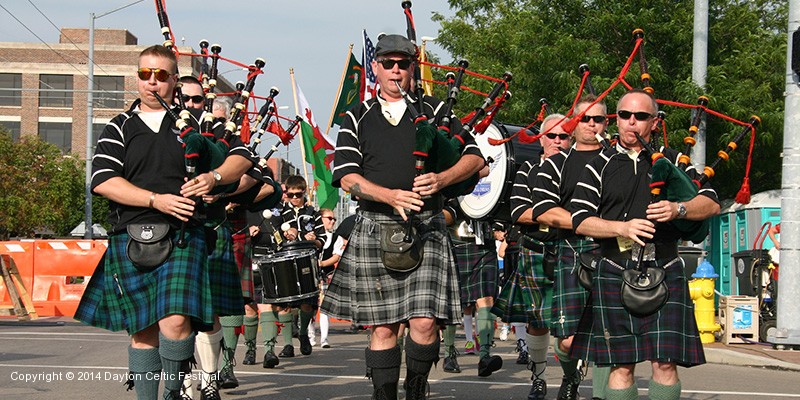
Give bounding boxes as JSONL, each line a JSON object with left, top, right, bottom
{"left": 689, "top": 260, "right": 721, "bottom": 344}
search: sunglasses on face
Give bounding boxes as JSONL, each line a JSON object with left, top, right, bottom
{"left": 137, "top": 67, "right": 172, "bottom": 82}
{"left": 617, "top": 110, "right": 653, "bottom": 121}
{"left": 322, "top": 216, "right": 337, "bottom": 222}
{"left": 545, "top": 133, "right": 570, "bottom": 140}
{"left": 580, "top": 115, "right": 607, "bottom": 123}
{"left": 181, "top": 94, "right": 204, "bottom": 104}
{"left": 376, "top": 58, "right": 413, "bottom": 70}
{"left": 286, "top": 192, "right": 305, "bottom": 199}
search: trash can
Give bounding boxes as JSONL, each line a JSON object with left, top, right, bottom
{"left": 679, "top": 246, "right": 704, "bottom": 279}
{"left": 732, "top": 249, "right": 771, "bottom": 296}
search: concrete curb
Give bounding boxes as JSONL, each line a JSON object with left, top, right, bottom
{"left": 704, "top": 347, "right": 800, "bottom": 371}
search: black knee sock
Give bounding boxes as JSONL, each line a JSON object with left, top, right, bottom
{"left": 128, "top": 346, "right": 161, "bottom": 400}
{"left": 404, "top": 336, "right": 440, "bottom": 376}
{"left": 365, "top": 346, "right": 402, "bottom": 399}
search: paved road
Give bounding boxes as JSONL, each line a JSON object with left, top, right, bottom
{"left": 0, "top": 318, "right": 797, "bottom": 399}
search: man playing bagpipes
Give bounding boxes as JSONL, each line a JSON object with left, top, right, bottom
{"left": 491, "top": 114, "right": 570, "bottom": 400}
{"left": 320, "top": 34, "right": 484, "bottom": 400}
{"left": 174, "top": 76, "right": 278, "bottom": 398}
{"left": 569, "top": 89, "right": 720, "bottom": 400}
{"left": 529, "top": 96, "right": 611, "bottom": 400}
{"left": 74, "top": 45, "right": 251, "bottom": 400}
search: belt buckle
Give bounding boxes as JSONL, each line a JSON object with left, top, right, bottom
{"left": 631, "top": 243, "right": 656, "bottom": 262}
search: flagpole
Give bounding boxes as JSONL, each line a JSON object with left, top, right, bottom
{"left": 325, "top": 44, "right": 354, "bottom": 137}
{"left": 290, "top": 68, "right": 313, "bottom": 205}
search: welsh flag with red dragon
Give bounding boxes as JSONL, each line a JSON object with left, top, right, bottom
{"left": 293, "top": 79, "right": 339, "bottom": 209}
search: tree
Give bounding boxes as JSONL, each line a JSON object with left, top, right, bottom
{"left": 433, "top": 0, "right": 786, "bottom": 199}
{"left": 0, "top": 129, "right": 107, "bottom": 240}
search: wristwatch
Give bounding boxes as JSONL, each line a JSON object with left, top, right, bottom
{"left": 211, "top": 169, "right": 222, "bottom": 183}
{"left": 677, "top": 203, "right": 687, "bottom": 219}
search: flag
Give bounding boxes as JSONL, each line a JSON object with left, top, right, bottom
{"left": 293, "top": 79, "right": 339, "bottom": 210}
{"left": 361, "top": 29, "right": 377, "bottom": 101}
{"left": 420, "top": 41, "right": 434, "bottom": 96}
{"left": 330, "top": 53, "right": 363, "bottom": 127}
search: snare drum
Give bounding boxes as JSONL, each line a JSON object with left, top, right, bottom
{"left": 257, "top": 240, "right": 319, "bottom": 304}
{"left": 459, "top": 123, "right": 516, "bottom": 221}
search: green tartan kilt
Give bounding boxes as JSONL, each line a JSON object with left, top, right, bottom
{"left": 492, "top": 247, "right": 552, "bottom": 327}
{"left": 74, "top": 227, "right": 215, "bottom": 334}
{"left": 206, "top": 223, "right": 246, "bottom": 316}
{"left": 233, "top": 232, "right": 254, "bottom": 301}
{"left": 550, "top": 240, "right": 596, "bottom": 338}
{"left": 452, "top": 239, "right": 499, "bottom": 306}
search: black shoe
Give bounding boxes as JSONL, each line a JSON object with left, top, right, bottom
{"left": 262, "top": 350, "right": 280, "bottom": 368}
{"left": 299, "top": 334, "right": 313, "bottom": 355}
{"left": 478, "top": 355, "right": 503, "bottom": 377}
{"left": 443, "top": 346, "right": 461, "bottom": 373}
{"left": 199, "top": 383, "right": 221, "bottom": 400}
{"left": 278, "top": 344, "right": 295, "bottom": 357}
{"left": 528, "top": 377, "right": 547, "bottom": 400}
{"left": 242, "top": 340, "right": 256, "bottom": 365}
{"left": 164, "top": 389, "right": 191, "bottom": 400}
{"left": 556, "top": 372, "right": 582, "bottom": 400}
{"left": 219, "top": 364, "right": 239, "bottom": 389}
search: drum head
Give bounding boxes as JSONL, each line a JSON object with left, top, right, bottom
{"left": 280, "top": 240, "right": 318, "bottom": 252}
{"left": 459, "top": 124, "right": 513, "bottom": 220}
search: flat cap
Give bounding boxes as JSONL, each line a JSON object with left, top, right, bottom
{"left": 375, "top": 34, "right": 417, "bottom": 57}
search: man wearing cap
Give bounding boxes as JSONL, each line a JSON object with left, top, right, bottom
{"left": 321, "top": 34, "right": 484, "bottom": 400}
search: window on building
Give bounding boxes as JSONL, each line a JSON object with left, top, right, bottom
{"left": 0, "top": 73, "right": 22, "bottom": 106}
{"left": 92, "top": 123, "right": 107, "bottom": 146}
{"left": 39, "top": 122, "right": 72, "bottom": 152}
{"left": 94, "top": 76, "right": 125, "bottom": 110}
{"left": 0, "top": 120, "right": 21, "bottom": 141}
{"left": 40, "top": 74, "right": 73, "bottom": 108}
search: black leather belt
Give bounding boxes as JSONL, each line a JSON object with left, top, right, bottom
{"left": 519, "top": 235, "right": 545, "bottom": 253}
{"left": 599, "top": 240, "right": 679, "bottom": 261}
{"left": 359, "top": 196, "right": 443, "bottom": 214}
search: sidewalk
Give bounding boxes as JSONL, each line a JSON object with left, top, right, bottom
{"left": 702, "top": 341, "right": 800, "bottom": 371}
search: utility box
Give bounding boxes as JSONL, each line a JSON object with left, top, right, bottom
{"left": 719, "top": 295, "right": 759, "bottom": 344}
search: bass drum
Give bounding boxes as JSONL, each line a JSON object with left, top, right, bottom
{"left": 459, "top": 123, "right": 516, "bottom": 222}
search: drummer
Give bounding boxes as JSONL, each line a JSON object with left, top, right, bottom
{"left": 442, "top": 196, "right": 503, "bottom": 377}
{"left": 531, "top": 95, "right": 610, "bottom": 400}
{"left": 492, "top": 114, "right": 569, "bottom": 400}
{"left": 258, "top": 175, "right": 325, "bottom": 366}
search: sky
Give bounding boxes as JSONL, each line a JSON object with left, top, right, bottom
{"left": 0, "top": 0, "right": 456, "bottom": 167}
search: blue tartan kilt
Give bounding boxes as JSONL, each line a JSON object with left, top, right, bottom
{"left": 74, "top": 227, "right": 215, "bottom": 334}
{"left": 452, "top": 238, "right": 499, "bottom": 306}
{"left": 550, "top": 240, "right": 597, "bottom": 338}
{"left": 570, "top": 257, "right": 706, "bottom": 367}
{"left": 491, "top": 247, "right": 552, "bottom": 327}
{"left": 207, "top": 224, "right": 246, "bottom": 316}
{"left": 320, "top": 210, "right": 462, "bottom": 326}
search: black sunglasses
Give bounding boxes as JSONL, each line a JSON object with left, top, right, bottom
{"left": 617, "top": 110, "right": 653, "bottom": 121}
{"left": 137, "top": 67, "right": 172, "bottom": 82}
{"left": 286, "top": 192, "right": 305, "bottom": 199}
{"left": 322, "top": 216, "right": 337, "bottom": 222}
{"left": 376, "top": 58, "right": 413, "bottom": 70}
{"left": 181, "top": 94, "right": 204, "bottom": 104}
{"left": 545, "top": 133, "right": 570, "bottom": 140}
{"left": 580, "top": 115, "right": 607, "bottom": 123}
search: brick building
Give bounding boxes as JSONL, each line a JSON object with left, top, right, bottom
{"left": 0, "top": 27, "right": 235, "bottom": 156}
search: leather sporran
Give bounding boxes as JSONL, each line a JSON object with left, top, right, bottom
{"left": 541, "top": 246, "right": 558, "bottom": 281}
{"left": 620, "top": 266, "right": 669, "bottom": 318}
{"left": 126, "top": 223, "right": 173, "bottom": 272}
{"left": 380, "top": 222, "right": 423, "bottom": 272}
{"left": 578, "top": 252, "right": 600, "bottom": 290}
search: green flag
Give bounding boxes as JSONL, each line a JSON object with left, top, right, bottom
{"left": 294, "top": 79, "right": 339, "bottom": 210}
{"left": 330, "top": 54, "right": 362, "bottom": 128}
